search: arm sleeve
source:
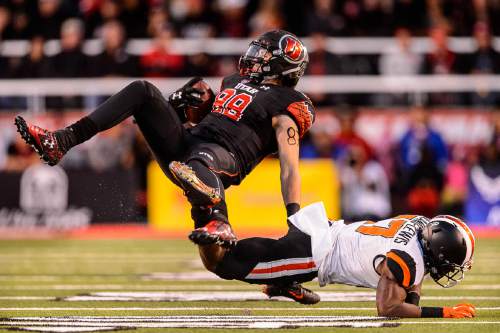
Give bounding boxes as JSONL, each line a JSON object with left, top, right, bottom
{"left": 386, "top": 249, "right": 417, "bottom": 289}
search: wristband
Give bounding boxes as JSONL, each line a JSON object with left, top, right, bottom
{"left": 286, "top": 203, "right": 300, "bottom": 217}
{"left": 420, "top": 307, "right": 443, "bottom": 318}
{"left": 405, "top": 291, "right": 420, "bottom": 306}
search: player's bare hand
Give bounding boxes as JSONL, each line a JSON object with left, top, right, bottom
{"left": 443, "top": 303, "right": 476, "bottom": 318}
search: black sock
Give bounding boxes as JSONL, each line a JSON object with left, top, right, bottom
{"left": 55, "top": 117, "right": 98, "bottom": 152}
{"left": 191, "top": 201, "right": 229, "bottom": 229}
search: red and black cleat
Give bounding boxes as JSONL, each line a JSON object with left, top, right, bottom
{"left": 189, "top": 220, "right": 238, "bottom": 248}
{"left": 263, "top": 283, "right": 321, "bottom": 305}
{"left": 169, "top": 160, "right": 222, "bottom": 206}
{"left": 14, "top": 116, "right": 65, "bottom": 166}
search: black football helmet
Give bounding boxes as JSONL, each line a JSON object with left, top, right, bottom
{"left": 238, "top": 30, "right": 308, "bottom": 87}
{"left": 419, "top": 215, "right": 475, "bottom": 288}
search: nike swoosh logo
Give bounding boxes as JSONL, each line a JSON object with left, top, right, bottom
{"left": 288, "top": 291, "right": 303, "bottom": 299}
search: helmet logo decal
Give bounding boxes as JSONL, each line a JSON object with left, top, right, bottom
{"left": 279, "top": 35, "right": 305, "bottom": 63}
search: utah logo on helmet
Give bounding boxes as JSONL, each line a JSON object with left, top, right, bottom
{"left": 239, "top": 30, "right": 309, "bottom": 87}
{"left": 280, "top": 35, "right": 306, "bottom": 63}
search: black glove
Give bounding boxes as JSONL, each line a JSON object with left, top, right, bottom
{"left": 168, "top": 77, "right": 204, "bottom": 121}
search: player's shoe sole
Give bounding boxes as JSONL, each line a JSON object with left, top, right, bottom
{"left": 263, "top": 283, "right": 321, "bottom": 305}
{"left": 169, "top": 161, "right": 222, "bottom": 206}
{"left": 188, "top": 220, "right": 237, "bottom": 248}
{"left": 15, "top": 116, "right": 64, "bottom": 166}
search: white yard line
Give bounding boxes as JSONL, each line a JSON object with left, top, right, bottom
{"left": 0, "top": 297, "right": 55, "bottom": 300}
{"left": 0, "top": 307, "right": 499, "bottom": 311}
{"left": 0, "top": 285, "right": 256, "bottom": 291}
{"left": 4, "top": 283, "right": 500, "bottom": 290}
{"left": 0, "top": 254, "right": 196, "bottom": 258}
{"left": 59, "top": 291, "right": 500, "bottom": 302}
{"left": 1, "top": 316, "right": 500, "bottom": 331}
{"left": 0, "top": 257, "right": 190, "bottom": 265}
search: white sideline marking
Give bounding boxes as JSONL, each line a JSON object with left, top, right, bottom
{"left": 3, "top": 316, "right": 500, "bottom": 332}
{"left": 2, "top": 316, "right": 389, "bottom": 321}
{"left": 142, "top": 271, "right": 219, "bottom": 281}
{"left": 0, "top": 316, "right": 397, "bottom": 331}
{"left": 0, "top": 256, "right": 189, "bottom": 264}
{"left": 4, "top": 283, "right": 500, "bottom": 291}
{"left": 59, "top": 291, "right": 500, "bottom": 302}
{"left": 1, "top": 307, "right": 499, "bottom": 311}
{"left": 1, "top": 291, "right": 499, "bottom": 303}
{"left": 0, "top": 285, "right": 256, "bottom": 291}
{"left": 62, "top": 291, "right": 375, "bottom": 302}
{"left": 0, "top": 307, "right": 372, "bottom": 311}
{"left": 0, "top": 277, "right": 59, "bottom": 282}
{"left": 428, "top": 284, "right": 500, "bottom": 290}
{"left": 7, "top": 321, "right": 500, "bottom": 333}
{"left": 17, "top": 328, "right": 118, "bottom": 332}
{"left": 0, "top": 253, "right": 196, "bottom": 259}
{"left": 1, "top": 273, "right": 498, "bottom": 281}
{"left": 0, "top": 297, "right": 54, "bottom": 300}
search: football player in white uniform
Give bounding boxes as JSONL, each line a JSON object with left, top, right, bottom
{"left": 202, "top": 202, "right": 476, "bottom": 318}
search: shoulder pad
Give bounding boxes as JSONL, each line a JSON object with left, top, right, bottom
{"left": 286, "top": 99, "right": 315, "bottom": 138}
{"left": 297, "top": 91, "right": 313, "bottom": 104}
{"left": 221, "top": 73, "right": 241, "bottom": 90}
{"left": 386, "top": 249, "right": 417, "bottom": 289}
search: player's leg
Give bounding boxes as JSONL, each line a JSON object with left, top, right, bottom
{"left": 215, "top": 224, "right": 317, "bottom": 284}
{"left": 15, "top": 80, "right": 186, "bottom": 170}
{"left": 202, "top": 224, "right": 320, "bottom": 304}
{"left": 170, "top": 143, "right": 241, "bottom": 247}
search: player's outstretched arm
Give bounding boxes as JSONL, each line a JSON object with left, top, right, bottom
{"left": 376, "top": 261, "right": 422, "bottom": 317}
{"left": 376, "top": 260, "right": 476, "bottom": 318}
{"left": 272, "top": 115, "right": 301, "bottom": 216}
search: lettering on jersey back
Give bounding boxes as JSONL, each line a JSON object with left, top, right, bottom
{"left": 356, "top": 216, "right": 421, "bottom": 246}
{"left": 235, "top": 83, "right": 259, "bottom": 94}
{"left": 394, "top": 223, "right": 417, "bottom": 245}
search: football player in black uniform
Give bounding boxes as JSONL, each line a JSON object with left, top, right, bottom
{"left": 14, "top": 30, "right": 317, "bottom": 303}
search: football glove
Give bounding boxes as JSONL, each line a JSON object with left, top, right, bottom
{"left": 168, "top": 77, "right": 204, "bottom": 121}
{"left": 443, "top": 303, "right": 476, "bottom": 318}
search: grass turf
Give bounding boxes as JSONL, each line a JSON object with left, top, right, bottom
{"left": 0, "top": 238, "right": 499, "bottom": 332}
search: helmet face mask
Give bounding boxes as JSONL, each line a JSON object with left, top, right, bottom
{"left": 238, "top": 41, "right": 273, "bottom": 81}
{"left": 420, "top": 215, "right": 475, "bottom": 289}
{"left": 428, "top": 258, "right": 472, "bottom": 288}
{"left": 238, "top": 30, "right": 308, "bottom": 87}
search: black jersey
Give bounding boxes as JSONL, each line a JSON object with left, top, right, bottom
{"left": 190, "top": 73, "right": 315, "bottom": 183}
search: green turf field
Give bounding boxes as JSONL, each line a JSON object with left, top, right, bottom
{"left": 0, "top": 238, "right": 499, "bottom": 332}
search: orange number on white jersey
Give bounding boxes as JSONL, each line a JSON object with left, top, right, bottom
{"left": 356, "top": 219, "right": 406, "bottom": 238}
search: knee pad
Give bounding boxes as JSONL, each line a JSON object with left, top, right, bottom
{"left": 185, "top": 143, "right": 240, "bottom": 188}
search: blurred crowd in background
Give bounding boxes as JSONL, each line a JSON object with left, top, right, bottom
{"left": 0, "top": 0, "right": 498, "bottom": 88}
{"left": 3, "top": 108, "right": 498, "bottom": 222}
{"left": 1, "top": 0, "right": 500, "bottom": 39}
{"left": 0, "top": 0, "right": 498, "bottom": 222}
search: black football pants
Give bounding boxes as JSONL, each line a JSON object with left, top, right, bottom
{"left": 86, "top": 80, "right": 236, "bottom": 226}
{"left": 215, "top": 224, "right": 318, "bottom": 285}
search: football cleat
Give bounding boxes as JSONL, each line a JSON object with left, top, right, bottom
{"left": 169, "top": 161, "right": 222, "bottom": 206}
{"left": 263, "top": 282, "right": 320, "bottom": 305}
{"left": 188, "top": 220, "right": 237, "bottom": 248}
{"left": 14, "top": 116, "right": 65, "bottom": 166}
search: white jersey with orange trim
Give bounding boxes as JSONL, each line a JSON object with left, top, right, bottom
{"left": 288, "top": 202, "right": 430, "bottom": 290}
